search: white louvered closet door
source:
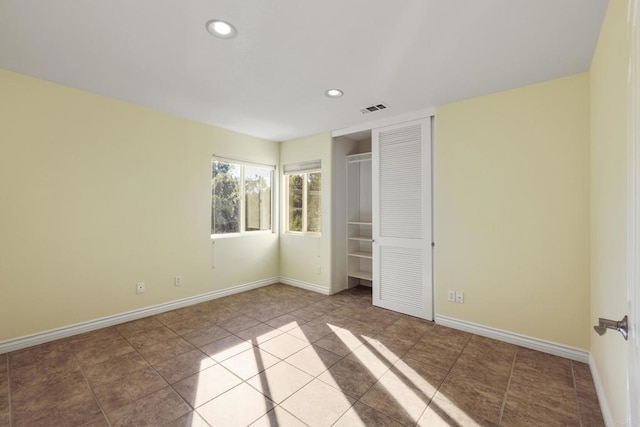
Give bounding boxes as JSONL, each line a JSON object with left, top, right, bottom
{"left": 372, "top": 118, "right": 432, "bottom": 320}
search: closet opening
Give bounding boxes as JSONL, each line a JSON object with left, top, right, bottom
{"left": 332, "top": 130, "right": 373, "bottom": 298}
{"left": 331, "top": 116, "right": 433, "bottom": 321}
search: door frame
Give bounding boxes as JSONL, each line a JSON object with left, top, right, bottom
{"left": 627, "top": 0, "right": 639, "bottom": 425}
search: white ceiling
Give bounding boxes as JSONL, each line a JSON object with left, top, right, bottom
{"left": 0, "top": 1, "right": 608, "bottom": 141}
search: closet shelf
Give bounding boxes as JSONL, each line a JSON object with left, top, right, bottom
{"left": 348, "top": 251, "right": 372, "bottom": 259}
{"left": 348, "top": 236, "right": 372, "bottom": 242}
{"left": 348, "top": 270, "right": 373, "bottom": 281}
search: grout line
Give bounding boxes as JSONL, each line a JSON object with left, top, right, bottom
{"left": 407, "top": 325, "right": 471, "bottom": 425}
{"left": 498, "top": 347, "right": 518, "bottom": 425}
{"left": 6, "top": 354, "right": 12, "bottom": 427}
{"left": 431, "top": 330, "right": 472, "bottom": 395}
{"left": 6, "top": 286, "right": 434, "bottom": 426}
{"left": 68, "top": 338, "right": 113, "bottom": 427}
{"left": 570, "top": 361, "right": 584, "bottom": 427}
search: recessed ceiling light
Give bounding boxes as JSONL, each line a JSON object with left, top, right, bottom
{"left": 325, "top": 89, "right": 344, "bottom": 98}
{"left": 206, "top": 19, "right": 237, "bottom": 39}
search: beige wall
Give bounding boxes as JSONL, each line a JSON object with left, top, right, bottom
{"left": 279, "top": 133, "right": 333, "bottom": 291}
{"left": 589, "top": 0, "right": 629, "bottom": 424}
{"left": 0, "top": 69, "right": 280, "bottom": 342}
{"left": 435, "top": 73, "right": 591, "bottom": 349}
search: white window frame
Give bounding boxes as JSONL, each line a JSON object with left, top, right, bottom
{"left": 283, "top": 160, "right": 322, "bottom": 236}
{"left": 211, "top": 156, "right": 275, "bottom": 238}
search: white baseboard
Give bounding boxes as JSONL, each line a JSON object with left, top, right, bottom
{"left": 0, "top": 277, "right": 279, "bottom": 355}
{"left": 278, "top": 277, "right": 331, "bottom": 295}
{"left": 588, "top": 354, "right": 615, "bottom": 427}
{"left": 434, "top": 315, "right": 589, "bottom": 363}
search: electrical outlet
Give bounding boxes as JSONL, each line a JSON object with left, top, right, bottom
{"left": 175, "top": 275, "right": 182, "bottom": 287}
{"left": 136, "top": 282, "right": 145, "bottom": 294}
{"left": 455, "top": 291, "right": 464, "bottom": 304}
{"left": 316, "top": 266, "right": 321, "bottom": 275}
{"left": 447, "top": 290, "right": 455, "bottom": 302}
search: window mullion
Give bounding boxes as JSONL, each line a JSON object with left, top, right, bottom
{"left": 240, "top": 165, "right": 245, "bottom": 233}
{"left": 302, "top": 173, "right": 308, "bottom": 233}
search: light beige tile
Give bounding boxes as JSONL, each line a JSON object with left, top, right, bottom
{"left": 259, "top": 333, "right": 309, "bottom": 359}
{"left": 197, "top": 383, "right": 274, "bottom": 426}
{"left": 247, "top": 361, "right": 314, "bottom": 403}
{"left": 280, "top": 379, "right": 355, "bottom": 426}
{"left": 172, "top": 364, "right": 242, "bottom": 408}
{"left": 285, "top": 344, "right": 343, "bottom": 377}
{"left": 250, "top": 406, "right": 306, "bottom": 427}
{"left": 220, "top": 347, "right": 280, "bottom": 380}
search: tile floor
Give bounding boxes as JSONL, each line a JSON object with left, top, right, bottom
{"left": 0, "top": 284, "right": 604, "bottom": 426}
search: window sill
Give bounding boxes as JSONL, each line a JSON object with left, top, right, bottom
{"left": 284, "top": 232, "right": 322, "bottom": 238}
{"left": 211, "top": 230, "right": 274, "bottom": 240}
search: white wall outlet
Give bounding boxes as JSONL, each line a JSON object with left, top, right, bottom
{"left": 455, "top": 291, "right": 464, "bottom": 303}
{"left": 136, "top": 282, "right": 145, "bottom": 294}
{"left": 175, "top": 275, "right": 182, "bottom": 287}
{"left": 447, "top": 290, "right": 456, "bottom": 302}
{"left": 316, "top": 266, "right": 321, "bottom": 275}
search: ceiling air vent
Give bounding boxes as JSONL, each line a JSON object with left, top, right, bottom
{"left": 360, "top": 103, "right": 389, "bottom": 114}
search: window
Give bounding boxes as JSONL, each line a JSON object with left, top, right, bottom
{"left": 212, "top": 158, "right": 273, "bottom": 236}
{"left": 284, "top": 160, "right": 321, "bottom": 234}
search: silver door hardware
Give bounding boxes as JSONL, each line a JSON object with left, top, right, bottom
{"left": 593, "top": 315, "right": 628, "bottom": 340}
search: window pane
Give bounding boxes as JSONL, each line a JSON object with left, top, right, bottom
{"left": 245, "top": 166, "right": 272, "bottom": 231}
{"left": 307, "top": 172, "right": 321, "bottom": 233}
{"left": 288, "top": 174, "right": 303, "bottom": 232}
{"left": 212, "top": 161, "right": 240, "bottom": 234}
